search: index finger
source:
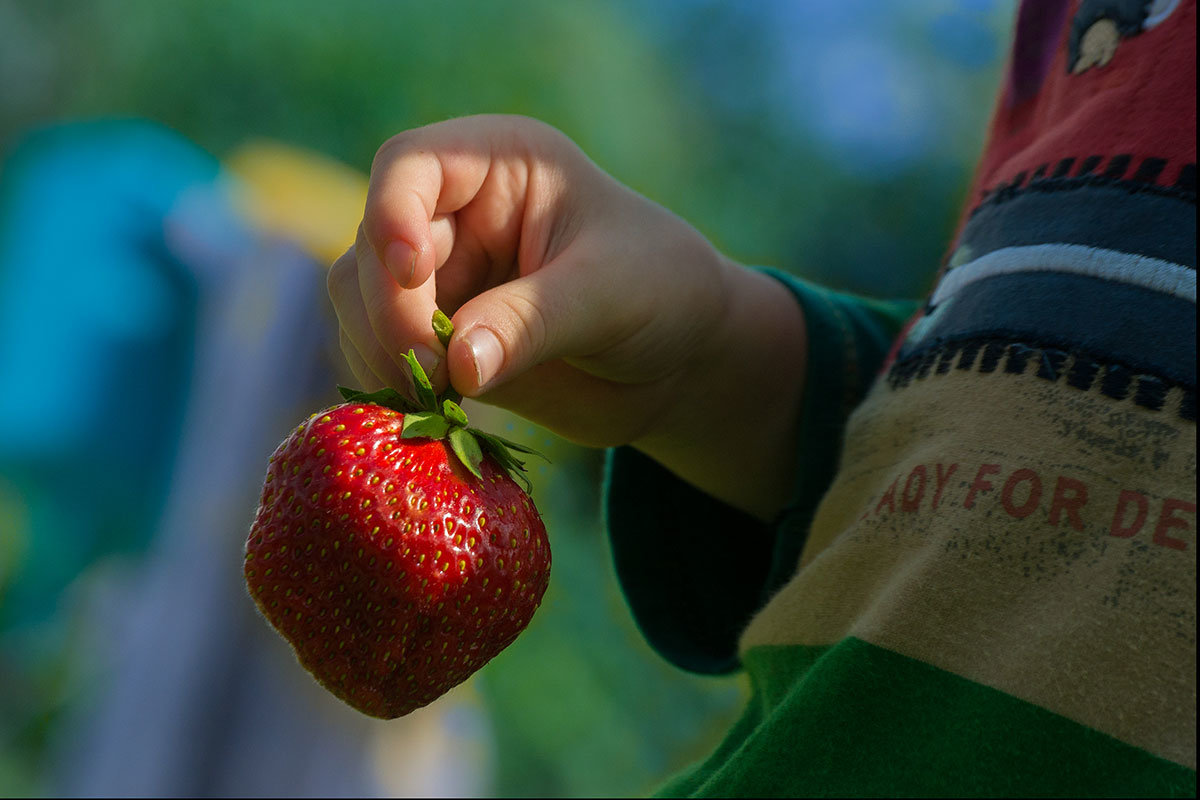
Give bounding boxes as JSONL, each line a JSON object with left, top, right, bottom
{"left": 363, "top": 119, "right": 497, "bottom": 290}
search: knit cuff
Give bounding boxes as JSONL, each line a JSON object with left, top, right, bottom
{"left": 604, "top": 268, "right": 919, "bottom": 674}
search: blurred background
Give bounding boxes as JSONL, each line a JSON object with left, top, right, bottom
{"left": 0, "top": 0, "right": 1013, "bottom": 796}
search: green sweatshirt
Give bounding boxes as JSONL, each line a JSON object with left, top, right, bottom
{"left": 604, "top": 2, "right": 1196, "bottom": 795}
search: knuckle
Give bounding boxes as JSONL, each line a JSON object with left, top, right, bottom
{"left": 361, "top": 287, "right": 394, "bottom": 328}
{"left": 498, "top": 291, "right": 550, "bottom": 363}
{"left": 371, "top": 130, "right": 417, "bottom": 174}
{"left": 326, "top": 251, "right": 355, "bottom": 302}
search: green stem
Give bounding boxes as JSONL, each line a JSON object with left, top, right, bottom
{"left": 346, "top": 309, "right": 547, "bottom": 488}
{"left": 432, "top": 309, "right": 463, "bottom": 407}
{"left": 432, "top": 309, "right": 454, "bottom": 349}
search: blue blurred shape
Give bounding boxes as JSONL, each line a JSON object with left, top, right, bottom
{"left": 0, "top": 118, "right": 390, "bottom": 797}
{"left": 0, "top": 120, "right": 217, "bottom": 631}
{"left": 929, "top": 10, "right": 1000, "bottom": 70}
{"left": 794, "top": 35, "right": 938, "bottom": 174}
{"left": 0, "top": 120, "right": 218, "bottom": 456}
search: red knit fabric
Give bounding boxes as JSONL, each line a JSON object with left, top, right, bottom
{"left": 959, "top": 0, "right": 1195, "bottom": 233}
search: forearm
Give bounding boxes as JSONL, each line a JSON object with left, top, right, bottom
{"left": 631, "top": 260, "right": 808, "bottom": 523}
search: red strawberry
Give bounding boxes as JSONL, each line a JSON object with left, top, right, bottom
{"left": 244, "top": 312, "right": 550, "bottom": 719}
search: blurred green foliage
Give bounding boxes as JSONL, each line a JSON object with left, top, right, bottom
{"left": 487, "top": 434, "right": 745, "bottom": 797}
{"left": 0, "top": 0, "right": 1012, "bottom": 295}
{"left": 0, "top": 0, "right": 1011, "bottom": 796}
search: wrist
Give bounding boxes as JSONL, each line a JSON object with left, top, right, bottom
{"left": 632, "top": 259, "right": 808, "bottom": 521}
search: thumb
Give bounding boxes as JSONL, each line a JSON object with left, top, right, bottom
{"left": 445, "top": 259, "right": 626, "bottom": 396}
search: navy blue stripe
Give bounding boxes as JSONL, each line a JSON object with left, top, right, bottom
{"left": 899, "top": 272, "right": 1196, "bottom": 388}
{"left": 1130, "top": 157, "right": 1167, "bottom": 184}
{"left": 888, "top": 337, "right": 1195, "bottom": 420}
{"left": 955, "top": 184, "right": 1197, "bottom": 269}
{"left": 1103, "top": 154, "right": 1132, "bottom": 179}
{"left": 1077, "top": 155, "right": 1104, "bottom": 175}
{"left": 1176, "top": 163, "right": 1197, "bottom": 192}
{"left": 1050, "top": 158, "right": 1076, "bottom": 178}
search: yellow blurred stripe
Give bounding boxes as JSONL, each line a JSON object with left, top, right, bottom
{"left": 226, "top": 139, "right": 368, "bottom": 265}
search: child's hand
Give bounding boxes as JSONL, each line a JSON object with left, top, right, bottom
{"left": 329, "top": 115, "right": 730, "bottom": 445}
{"left": 328, "top": 115, "right": 806, "bottom": 520}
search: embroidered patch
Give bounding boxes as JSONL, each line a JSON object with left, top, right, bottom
{"left": 1068, "top": 0, "right": 1151, "bottom": 73}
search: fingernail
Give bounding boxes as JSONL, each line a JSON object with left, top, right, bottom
{"left": 465, "top": 327, "right": 504, "bottom": 389}
{"left": 384, "top": 240, "right": 417, "bottom": 287}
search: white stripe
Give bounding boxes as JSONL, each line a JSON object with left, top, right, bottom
{"left": 931, "top": 243, "right": 1197, "bottom": 307}
{"left": 1144, "top": 0, "right": 1182, "bottom": 28}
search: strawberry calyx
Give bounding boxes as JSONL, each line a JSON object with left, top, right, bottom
{"left": 337, "top": 311, "right": 545, "bottom": 491}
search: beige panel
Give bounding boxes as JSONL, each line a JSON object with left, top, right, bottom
{"left": 741, "top": 357, "right": 1196, "bottom": 768}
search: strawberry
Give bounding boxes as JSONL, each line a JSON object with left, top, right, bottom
{"left": 244, "top": 311, "right": 550, "bottom": 719}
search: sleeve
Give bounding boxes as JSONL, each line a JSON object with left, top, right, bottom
{"left": 603, "top": 267, "right": 920, "bottom": 675}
